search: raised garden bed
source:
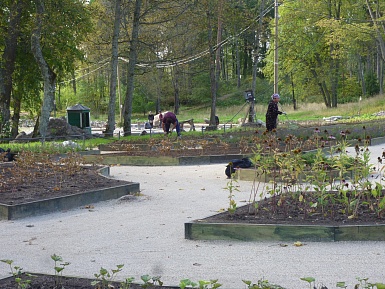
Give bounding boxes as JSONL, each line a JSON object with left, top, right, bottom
{"left": 0, "top": 161, "right": 139, "bottom": 220}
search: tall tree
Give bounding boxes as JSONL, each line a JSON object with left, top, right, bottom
{"left": 0, "top": 0, "right": 24, "bottom": 130}
{"left": 31, "top": 0, "right": 56, "bottom": 139}
{"left": 123, "top": 0, "right": 141, "bottom": 136}
{"left": 106, "top": 0, "right": 122, "bottom": 136}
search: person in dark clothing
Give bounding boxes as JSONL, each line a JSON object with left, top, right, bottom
{"left": 265, "top": 93, "right": 286, "bottom": 131}
{"left": 162, "top": 111, "right": 181, "bottom": 136}
{"left": 148, "top": 111, "right": 155, "bottom": 128}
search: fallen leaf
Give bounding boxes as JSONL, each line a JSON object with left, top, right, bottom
{"left": 293, "top": 241, "right": 303, "bottom": 247}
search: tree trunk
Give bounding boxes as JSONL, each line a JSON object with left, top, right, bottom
{"left": 172, "top": 66, "right": 180, "bottom": 115}
{"left": 0, "top": 0, "right": 23, "bottom": 129}
{"left": 123, "top": 0, "right": 141, "bottom": 136}
{"left": 207, "top": 10, "right": 216, "bottom": 128}
{"left": 236, "top": 36, "right": 241, "bottom": 88}
{"left": 11, "top": 91, "right": 21, "bottom": 139}
{"left": 252, "top": 0, "right": 265, "bottom": 100}
{"left": 209, "top": 0, "right": 223, "bottom": 128}
{"left": 106, "top": 0, "right": 121, "bottom": 136}
{"left": 31, "top": 0, "right": 56, "bottom": 139}
{"left": 366, "top": 0, "right": 385, "bottom": 62}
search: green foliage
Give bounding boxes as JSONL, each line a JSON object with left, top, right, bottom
{"left": 140, "top": 274, "right": 163, "bottom": 288}
{"left": 364, "top": 73, "right": 380, "bottom": 97}
{"left": 224, "top": 170, "right": 239, "bottom": 214}
{"left": 91, "top": 264, "right": 124, "bottom": 289}
{"left": 51, "top": 254, "right": 70, "bottom": 288}
{"left": 243, "top": 278, "right": 284, "bottom": 289}
{"left": 0, "top": 259, "right": 35, "bottom": 289}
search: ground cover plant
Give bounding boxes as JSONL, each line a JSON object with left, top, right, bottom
{"left": 1, "top": 257, "right": 384, "bottom": 289}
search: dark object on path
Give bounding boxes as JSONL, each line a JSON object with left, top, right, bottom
{"left": 225, "top": 157, "right": 252, "bottom": 178}
{"left": 0, "top": 148, "right": 15, "bottom": 162}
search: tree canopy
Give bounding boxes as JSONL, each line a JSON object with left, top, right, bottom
{"left": 0, "top": 0, "right": 384, "bottom": 137}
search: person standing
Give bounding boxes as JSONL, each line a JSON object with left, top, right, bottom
{"left": 265, "top": 93, "right": 286, "bottom": 131}
{"left": 147, "top": 111, "right": 155, "bottom": 128}
{"left": 162, "top": 111, "right": 181, "bottom": 136}
{"left": 158, "top": 110, "right": 163, "bottom": 128}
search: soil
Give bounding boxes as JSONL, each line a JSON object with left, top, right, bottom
{"left": 0, "top": 273, "right": 178, "bottom": 289}
{"left": 202, "top": 197, "right": 385, "bottom": 226}
{"left": 0, "top": 162, "right": 129, "bottom": 206}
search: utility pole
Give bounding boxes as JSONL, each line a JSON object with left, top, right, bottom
{"left": 274, "top": 0, "right": 279, "bottom": 94}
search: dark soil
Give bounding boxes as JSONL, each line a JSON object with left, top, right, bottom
{"left": 202, "top": 198, "right": 385, "bottom": 226}
{"left": 0, "top": 162, "right": 129, "bottom": 206}
{"left": 0, "top": 273, "right": 178, "bottom": 289}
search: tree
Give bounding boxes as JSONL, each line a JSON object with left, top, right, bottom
{"left": 31, "top": 0, "right": 56, "bottom": 139}
{"left": 106, "top": 0, "right": 122, "bottom": 136}
{"left": 0, "top": 0, "right": 24, "bottom": 132}
{"left": 122, "top": 0, "right": 141, "bottom": 136}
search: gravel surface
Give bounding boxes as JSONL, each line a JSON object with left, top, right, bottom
{"left": 1, "top": 144, "right": 385, "bottom": 289}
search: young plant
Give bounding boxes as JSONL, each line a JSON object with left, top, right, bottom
{"left": 120, "top": 276, "right": 135, "bottom": 289}
{"left": 224, "top": 171, "right": 239, "bottom": 214}
{"left": 243, "top": 278, "right": 284, "bottom": 289}
{"left": 140, "top": 274, "right": 163, "bottom": 288}
{"left": 179, "top": 278, "right": 198, "bottom": 289}
{"left": 197, "top": 279, "right": 222, "bottom": 289}
{"left": 91, "top": 264, "right": 124, "bottom": 289}
{"left": 51, "top": 254, "right": 70, "bottom": 288}
{"left": 0, "top": 259, "right": 35, "bottom": 289}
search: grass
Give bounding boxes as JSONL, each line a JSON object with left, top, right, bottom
{"left": 3, "top": 93, "right": 385, "bottom": 154}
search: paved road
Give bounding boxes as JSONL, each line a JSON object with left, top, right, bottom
{"left": 1, "top": 144, "right": 385, "bottom": 288}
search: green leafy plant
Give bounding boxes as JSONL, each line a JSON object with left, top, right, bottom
{"left": 91, "top": 264, "right": 124, "bottom": 289}
{"left": 243, "top": 278, "right": 284, "bottom": 289}
{"left": 140, "top": 274, "right": 163, "bottom": 288}
{"left": 197, "top": 279, "right": 222, "bottom": 289}
{"left": 0, "top": 259, "right": 35, "bottom": 289}
{"left": 51, "top": 254, "right": 70, "bottom": 288}
{"left": 224, "top": 166, "right": 239, "bottom": 214}
{"left": 120, "top": 276, "right": 135, "bottom": 289}
{"left": 179, "top": 278, "right": 198, "bottom": 289}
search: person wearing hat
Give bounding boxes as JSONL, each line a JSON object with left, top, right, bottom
{"left": 265, "top": 93, "right": 286, "bottom": 131}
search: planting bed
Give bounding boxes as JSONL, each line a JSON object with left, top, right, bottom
{"left": 0, "top": 273, "right": 178, "bottom": 289}
{"left": 0, "top": 162, "right": 139, "bottom": 220}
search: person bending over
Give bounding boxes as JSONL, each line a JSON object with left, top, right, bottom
{"left": 162, "top": 111, "right": 181, "bottom": 136}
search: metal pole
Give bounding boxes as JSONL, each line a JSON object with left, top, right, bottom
{"left": 274, "top": 0, "right": 279, "bottom": 94}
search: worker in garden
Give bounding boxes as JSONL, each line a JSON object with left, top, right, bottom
{"left": 265, "top": 93, "right": 286, "bottom": 131}
{"left": 162, "top": 111, "right": 181, "bottom": 137}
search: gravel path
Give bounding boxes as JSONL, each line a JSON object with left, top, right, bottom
{"left": 1, "top": 144, "right": 385, "bottom": 288}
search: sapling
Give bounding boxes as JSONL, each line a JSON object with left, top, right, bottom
{"left": 140, "top": 274, "right": 163, "bottom": 288}
{"left": 224, "top": 164, "right": 239, "bottom": 214}
{"left": 0, "top": 259, "right": 35, "bottom": 289}
{"left": 51, "top": 253, "right": 70, "bottom": 288}
{"left": 92, "top": 264, "right": 124, "bottom": 289}
{"left": 242, "top": 278, "right": 284, "bottom": 289}
{"left": 179, "top": 278, "right": 198, "bottom": 289}
{"left": 300, "top": 276, "right": 316, "bottom": 289}
{"left": 120, "top": 276, "right": 135, "bottom": 289}
{"left": 197, "top": 279, "right": 222, "bottom": 289}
